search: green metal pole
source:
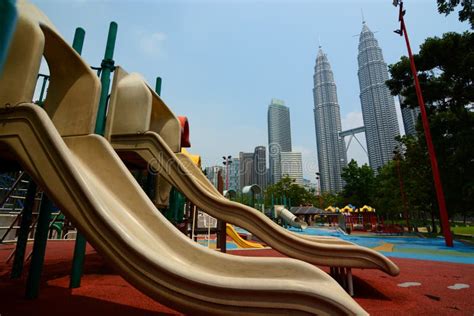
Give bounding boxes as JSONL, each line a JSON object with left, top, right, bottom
{"left": 25, "top": 195, "right": 53, "bottom": 299}
{"left": 94, "top": 21, "right": 117, "bottom": 136}
{"left": 155, "top": 77, "right": 162, "bottom": 96}
{"left": 11, "top": 180, "right": 37, "bottom": 279}
{"left": 69, "top": 27, "right": 87, "bottom": 289}
{"left": 36, "top": 75, "right": 49, "bottom": 105}
{"left": 0, "top": 0, "right": 17, "bottom": 75}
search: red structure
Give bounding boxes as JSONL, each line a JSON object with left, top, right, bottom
{"left": 393, "top": 0, "right": 452, "bottom": 246}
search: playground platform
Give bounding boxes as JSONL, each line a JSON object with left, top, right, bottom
{"left": 0, "top": 240, "right": 473, "bottom": 315}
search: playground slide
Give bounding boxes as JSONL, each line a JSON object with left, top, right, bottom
{"left": 275, "top": 205, "right": 308, "bottom": 230}
{"left": 226, "top": 224, "right": 264, "bottom": 249}
{"left": 0, "top": 3, "right": 368, "bottom": 314}
{"left": 106, "top": 68, "right": 398, "bottom": 275}
{"left": 111, "top": 131, "right": 399, "bottom": 275}
{"left": 0, "top": 106, "right": 367, "bottom": 315}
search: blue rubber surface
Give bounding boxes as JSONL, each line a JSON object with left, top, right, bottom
{"left": 290, "top": 227, "right": 474, "bottom": 264}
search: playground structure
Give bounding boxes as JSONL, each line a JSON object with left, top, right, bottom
{"left": 0, "top": 1, "right": 402, "bottom": 314}
{"left": 274, "top": 205, "right": 308, "bottom": 230}
{"left": 106, "top": 66, "right": 399, "bottom": 277}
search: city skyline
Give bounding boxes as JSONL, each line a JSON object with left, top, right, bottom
{"left": 31, "top": 1, "right": 468, "bottom": 182}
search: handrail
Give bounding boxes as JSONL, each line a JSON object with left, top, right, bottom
{"left": 0, "top": 171, "right": 25, "bottom": 208}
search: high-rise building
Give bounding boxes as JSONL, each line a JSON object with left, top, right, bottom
{"left": 280, "top": 152, "right": 303, "bottom": 186}
{"left": 358, "top": 22, "right": 400, "bottom": 171}
{"left": 228, "top": 157, "right": 240, "bottom": 191}
{"left": 313, "top": 47, "right": 347, "bottom": 193}
{"left": 204, "top": 166, "right": 223, "bottom": 188}
{"left": 253, "top": 146, "right": 267, "bottom": 189}
{"left": 239, "top": 152, "right": 254, "bottom": 190}
{"left": 399, "top": 96, "right": 420, "bottom": 137}
{"left": 267, "top": 98, "right": 292, "bottom": 184}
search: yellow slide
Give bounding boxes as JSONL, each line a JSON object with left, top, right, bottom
{"left": 0, "top": 2, "right": 368, "bottom": 315}
{"left": 226, "top": 224, "right": 264, "bottom": 249}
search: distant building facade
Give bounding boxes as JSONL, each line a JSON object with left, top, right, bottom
{"left": 280, "top": 152, "right": 303, "bottom": 186}
{"left": 313, "top": 47, "right": 347, "bottom": 193}
{"left": 228, "top": 157, "right": 240, "bottom": 191}
{"left": 204, "top": 166, "right": 223, "bottom": 188}
{"left": 239, "top": 152, "right": 254, "bottom": 190}
{"left": 267, "top": 99, "right": 292, "bottom": 185}
{"left": 358, "top": 22, "right": 400, "bottom": 171}
{"left": 253, "top": 146, "right": 267, "bottom": 189}
{"left": 399, "top": 96, "right": 420, "bottom": 137}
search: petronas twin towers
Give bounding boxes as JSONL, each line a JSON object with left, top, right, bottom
{"left": 313, "top": 21, "right": 399, "bottom": 193}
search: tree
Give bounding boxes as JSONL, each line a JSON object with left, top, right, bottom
{"left": 372, "top": 161, "right": 402, "bottom": 222}
{"left": 437, "top": 0, "right": 474, "bottom": 29}
{"left": 340, "top": 160, "right": 375, "bottom": 208}
{"left": 265, "top": 176, "right": 315, "bottom": 207}
{"left": 387, "top": 32, "right": 474, "bottom": 225}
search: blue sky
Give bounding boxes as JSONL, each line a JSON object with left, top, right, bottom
{"left": 32, "top": 0, "right": 468, "bottom": 182}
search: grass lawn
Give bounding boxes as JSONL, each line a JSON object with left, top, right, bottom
{"left": 452, "top": 226, "right": 474, "bottom": 236}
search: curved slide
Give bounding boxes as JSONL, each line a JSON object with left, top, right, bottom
{"left": 106, "top": 68, "right": 399, "bottom": 275}
{"left": 275, "top": 205, "right": 308, "bottom": 230}
{"left": 0, "top": 105, "right": 367, "bottom": 315}
{"left": 226, "top": 224, "right": 264, "bottom": 249}
{"left": 0, "top": 2, "right": 368, "bottom": 313}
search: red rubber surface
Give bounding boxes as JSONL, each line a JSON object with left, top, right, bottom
{"left": 0, "top": 241, "right": 473, "bottom": 315}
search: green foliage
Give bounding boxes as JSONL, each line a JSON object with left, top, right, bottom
{"left": 387, "top": 32, "right": 474, "bottom": 112}
{"left": 437, "top": 0, "right": 474, "bottom": 29}
{"left": 265, "top": 176, "right": 315, "bottom": 207}
{"left": 340, "top": 160, "right": 375, "bottom": 207}
{"left": 386, "top": 31, "right": 474, "bottom": 223}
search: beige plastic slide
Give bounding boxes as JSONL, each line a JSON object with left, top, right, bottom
{"left": 107, "top": 68, "right": 399, "bottom": 276}
{"left": 275, "top": 205, "right": 309, "bottom": 230}
{"left": 226, "top": 224, "right": 264, "bottom": 249}
{"left": 0, "top": 2, "right": 369, "bottom": 314}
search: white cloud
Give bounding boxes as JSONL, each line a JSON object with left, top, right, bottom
{"left": 137, "top": 31, "right": 167, "bottom": 56}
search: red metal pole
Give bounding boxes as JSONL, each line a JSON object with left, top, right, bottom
{"left": 397, "top": 3, "right": 453, "bottom": 246}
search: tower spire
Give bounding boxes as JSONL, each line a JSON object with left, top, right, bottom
{"left": 361, "top": 8, "right": 365, "bottom": 24}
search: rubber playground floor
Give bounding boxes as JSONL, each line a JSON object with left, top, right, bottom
{"left": 0, "top": 239, "right": 473, "bottom": 315}
{"left": 289, "top": 227, "right": 474, "bottom": 265}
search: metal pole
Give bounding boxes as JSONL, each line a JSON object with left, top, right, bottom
{"left": 36, "top": 75, "right": 49, "bottom": 105}
{"left": 25, "top": 195, "right": 53, "bottom": 299}
{"left": 70, "top": 27, "right": 88, "bottom": 288}
{"left": 94, "top": 21, "right": 117, "bottom": 136}
{"left": 0, "top": 0, "right": 17, "bottom": 75}
{"left": 155, "top": 77, "right": 162, "bottom": 96}
{"left": 11, "top": 180, "right": 37, "bottom": 279}
{"left": 396, "top": 2, "right": 452, "bottom": 246}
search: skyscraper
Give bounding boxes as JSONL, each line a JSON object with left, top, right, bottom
{"left": 399, "top": 96, "right": 420, "bottom": 137}
{"left": 267, "top": 98, "right": 292, "bottom": 184}
{"left": 204, "top": 166, "right": 223, "bottom": 188}
{"left": 253, "top": 146, "right": 267, "bottom": 189}
{"left": 228, "top": 157, "right": 240, "bottom": 191}
{"left": 358, "top": 22, "right": 400, "bottom": 171}
{"left": 313, "top": 47, "right": 347, "bottom": 193}
{"left": 280, "top": 152, "right": 303, "bottom": 186}
{"left": 239, "top": 152, "right": 254, "bottom": 190}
